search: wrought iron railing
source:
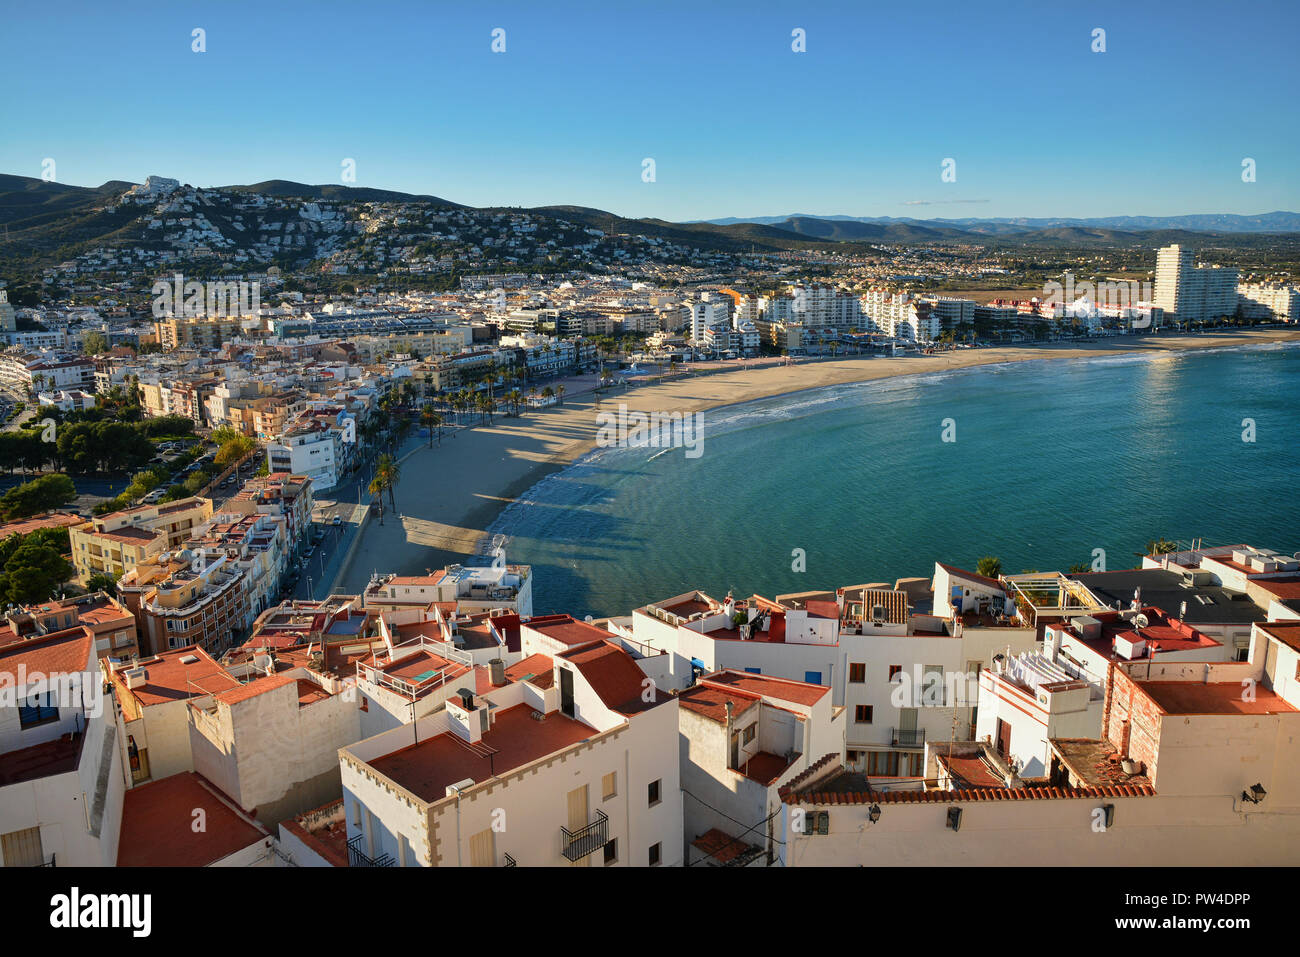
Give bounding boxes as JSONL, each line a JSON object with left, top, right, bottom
{"left": 561, "top": 810, "right": 609, "bottom": 862}
{"left": 347, "top": 833, "right": 394, "bottom": 867}
{"left": 892, "top": 728, "right": 926, "bottom": 748}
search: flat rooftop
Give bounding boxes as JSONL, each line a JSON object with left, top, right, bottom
{"left": 367, "top": 703, "right": 594, "bottom": 803}
{"left": 118, "top": 772, "right": 267, "bottom": 866}
{"left": 0, "top": 731, "right": 83, "bottom": 787}
{"left": 1139, "top": 680, "right": 1297, "bottom": 716}
{"left": 1069, "top": 569, "right": 1267, "bottom": 625}
{"left": 1051, "top": 738, "right": 1152, "bottom": 788}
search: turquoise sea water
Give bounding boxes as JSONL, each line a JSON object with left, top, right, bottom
{"left": 488, "top": 344, "right": 1300, "bottom": 619}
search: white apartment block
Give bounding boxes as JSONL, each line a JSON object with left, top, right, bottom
{"left": 1153, "top": 244, "right": 1239, "bottom": 323}
{"left": 0, "top": 627, "right": 124, "bottom": 867}
{"left": 1237, "top": 281, "right": 1299, "bottom": 322}
{"left": 267, "top": 426, "right": 341, "bottom": 492}
{"left": 338, "top": 634, "right": 683, "bottom": 866}
{"left": 685, "top": 298, "right": 731, "bottom": 344}
{"left": 678, "top": 669, "right": 845, "bottom": 865}
{"left": 779, "top": 619, "right": 1300, "bottom": 866}
{"left": 860, "top": 289, "right": 941, "bottom": 341}
{"left": 790, "top": 284, "right": 861, "bottom": 331}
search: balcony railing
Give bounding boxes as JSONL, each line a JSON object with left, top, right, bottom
{"left": 561, "top": 810, "right": 609, "bottom": 862}
{"left": 347, "top": 834, "right": 394, "bottom": 867}
{"left": 892, "top": 728, "right": 926, "bottom": 749}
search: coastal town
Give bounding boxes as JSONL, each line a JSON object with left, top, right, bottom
{"left": 2, "top": 177, "right": 1299, "bottom": 869}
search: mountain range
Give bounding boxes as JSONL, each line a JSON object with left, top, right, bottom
{"left": 1, "top": 174, "right": 1297, "bottom": 270}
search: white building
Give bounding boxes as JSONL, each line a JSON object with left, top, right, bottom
{"left": 678, "top": 669, "right": 845, "bottom": 865}
{"left": 779, "top": 617, "right": 1300, "bottom": 866}
{"left": 338, "top": 634, "right": 683, "bottom": 866}
{"left": 1237, "top": 281, "right": 1299, "bottom": 322}
{"left": 0, "top": 627, "right": 124, "bottom": 867}
{"left": 1153, "top": 244, "right": 1239, "bottom": 324}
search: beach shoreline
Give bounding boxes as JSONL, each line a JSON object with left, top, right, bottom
{"left": 335, "top": 328, "right": 1300, "bottom": 592}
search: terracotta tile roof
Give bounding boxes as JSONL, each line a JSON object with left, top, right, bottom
{"left": 526, "top": 614, "right": 612, "bottom": 647}
{"left": 117, "top": 646, "right": 241, "bottom": 707}
{"left": 692, "top": 827, "right": 759, "bottom": 865}
{"left": 677, "top": 682, "right": 761, "bottom": 724}
{"left": 938, "top": 563, "right": 1004, "bottom": 591}
{"left": 1259, "top": 621, "right": 1300, "bottom": 654}
{"left": 785, "top": 783, "right": 1157, "bottom": 805}
{"left": 117, "top": 772, "right": 269, "bottom": 866}
{"left": 701, "top": 669, "right": 829, "bottom": 707}
{"left": 505, "top": 652, "right": 554, "bottom": 689}
{"left": 0, "top": 627, "right": 93, "bottom": 684}
{"left": 559, "top": 640, "right": 659, "bottom": 715}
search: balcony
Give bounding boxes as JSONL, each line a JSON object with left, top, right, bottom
{"left": 561, "top": 809, "right": 609, "bottom": 862}
{"left": 891, "top": 728, "right": 926, "bottom": 749}
{"left": 346, "top": 833, "right": 394, "bottom": 867}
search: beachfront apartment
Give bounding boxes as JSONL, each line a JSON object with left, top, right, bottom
{"left": 860, "top": 289, "right": 941, "bottom": 342}
{"left": 678, "top": 669, "right": 845, "bottom": 866}
{"left": 0, "top": 627, "right": 124, "bottom": 867}
{"left": 69, "top": 496, "right": 214, "bottom": 585}
{"left": 338, "top": 634, "right": 683, "bottom": 866}
{"left": 779, "top": 619, "right": 1300, "bottom": 866}
{"left": 223, "top": 471, "right": 315, "bottom": 556}
{"left": 1237, "top": 281, "right": 1299, "bottom": 323}
{"left": 1153, "top": 244, "right": 1239, "bottom": 324}
{"left": 364, "top": 558, "right": 533, "bottom": 619}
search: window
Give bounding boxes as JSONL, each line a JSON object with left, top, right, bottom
{"left": 604, "top": 838, "right": 618, "bottom": 865}
{"left": 648, "top": 779, "right": 661, "bottom": 807}
{"left": 744, "top": 667, "right": 761, "bottom": 675}
{"left": 602, "top": 772, "right": 617, "bottom": 801}
{"left": 648, "top": 842, "right": 661, "bottom": 866}
{"left": 849, "top": 663, "right": 866, "bottom": 683}
{"left": 854, "top": 705, "right": 873, "bottom": 724}
{"left": 741, "top": 723, "right": 756, "bottom": 744}
{"left": 19, "top": 693, "right": 59, "bottom": 729}
{"left": 888, "top": 665, "right": 902, "bottom": 682}
{"left": 804, "top": 670, "right": 822, "bottom": 684}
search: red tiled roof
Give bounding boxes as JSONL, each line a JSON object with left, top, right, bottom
{"left": 677, "top": 683, "right": 761, "bottom": 724}
{"left": 505, "top": 652, "right": 554, "bottom": 689}
{"left": 0, "top": 627, "right": 93, "bottom": 684}
{"left": 786, "top": 783, "right": 1157, "bottom": 805}
{"left": 701, "top": 670, "right": 829, "bottom": 707}
{"left": 118, "top": 772, "right": 268, "bottom": 866}
{"left": 938, "top": 563, "right": 1003, "bottom": 591}
{"left": 214, "top": 673, "right": 298, "bottom": 706}
{"left": 118, "top": 646, "right": 241, "bottom": 707}
{"left": 526, "top": 614, "right": 611, "bottom": 647}
{"left": 1259, "top": 621, "right": 1300, "bottom": 653}
{"left": 559, "top": 640, "right": 658, "bottom": 715}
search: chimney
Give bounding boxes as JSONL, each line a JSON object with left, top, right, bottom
{"left": 489, "top": 658, "right": 506, "bottom": 687}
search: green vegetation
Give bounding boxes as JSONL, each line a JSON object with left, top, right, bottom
{"left": 975, "top": 556, "right": 1003, "bottom": 579}
{"left": 0, "top": 527, "right": 74, "bottom": 605}
{"left": 0, "top": 473, "right": 77, "bottom": 521}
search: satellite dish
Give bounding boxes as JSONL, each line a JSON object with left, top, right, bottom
{"left": 1132, "top": 614, "right": 1149, "bottom": 630}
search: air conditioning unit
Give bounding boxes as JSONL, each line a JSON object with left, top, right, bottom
{"left": 445, "top": 778, "right": 475, "bottom": 798}
{"left": 124, "top": 667, "right": 149, "bottom": 690}
{"left": 1114, "top": 635, "right": 1147, "bottom": 660}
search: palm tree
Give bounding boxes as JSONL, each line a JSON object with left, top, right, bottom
{"left": 375, "top": 453, "right": 400, "bottom": 512}
{"left": 507, "top": 388, "right": 522, "bottom": 416}
{"left": 421, "top": 407, "right": 435, "bottom": 447}
{"left": 369, "top": 476, "right": 386, "bottom": 525}
{"left": 542, "top": 385, "right": 554, "bottom": 404}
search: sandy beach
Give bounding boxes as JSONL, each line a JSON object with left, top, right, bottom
{"left": 335, "top": 328, "right": 1300, "bottom": 592}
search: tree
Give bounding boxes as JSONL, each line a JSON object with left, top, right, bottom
{"left": 83, "top": 331, "right": 110, "bottom": 355}
{"left": 976, "top": 556, "right": 1002, "bottom": 579}
{"left": 368, "top": 476, "right": 386, "bottom": 526}
{"left": 1145, "top": 538, "right": 1179, "bottom": 556}
{"left": 85, "top": 573, "right": 118, "bottom": 593}
{"left": 0, "top": 540, "right": 73, "bottom": 605}
{"left": 374, "top": 453, "right": 400, "bottom": 512}
{"left": 0, "top": 473, "right": 77, "bottom": 520}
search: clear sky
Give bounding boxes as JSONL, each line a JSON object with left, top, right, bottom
{"left": 2, "top": 0, "right": 1296, "bottom": 221}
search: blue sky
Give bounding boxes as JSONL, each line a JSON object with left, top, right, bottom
{"left": 2, "top": 0, "right": 1296, "bottom": 221}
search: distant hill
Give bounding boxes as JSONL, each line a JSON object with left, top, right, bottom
{"left": 2, "top": 172, "right": 1298, "bottom": 271}
{"left": 701, "top": 211, "right": 1300, "bottom": 234}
